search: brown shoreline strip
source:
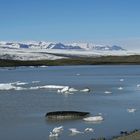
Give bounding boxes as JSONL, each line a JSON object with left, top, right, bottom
{"left": 1, "top": 55, "right": 140, "bottom": 67}
{"left": 113, "top": 130, "right": 140, "bottom": 140}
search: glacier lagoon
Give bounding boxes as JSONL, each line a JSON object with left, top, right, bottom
{"left": 0, "top": 65, "right": 140, "bottom": 140}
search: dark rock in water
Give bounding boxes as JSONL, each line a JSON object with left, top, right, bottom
{"left": 46, "top": 111, "right": 90, "bottom": 120}
{"left": 120, "top": 131, "right": 128, "bottom": 135}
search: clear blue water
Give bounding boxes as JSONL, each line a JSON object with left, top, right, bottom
{"left": 0, "top": 65, "right": 140, "bottom": 140}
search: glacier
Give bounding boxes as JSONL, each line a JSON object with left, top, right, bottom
{"left": 0, "top": 41, "right": 138, "bottom": 61}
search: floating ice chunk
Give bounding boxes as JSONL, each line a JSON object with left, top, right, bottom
{"left": 41, "top": 85, "right": 66, "bottom": 89}
{"left": 127, "top": 108, "right": 136, "bottom": 113}
{"left": 57, "top": 89, "right": 61, "bottom": 93}
{"left": 52, "top": 126, "right": 63, "bottom": 134}
{"left": 0, "top": 83, "right": 15, "bottom": 90}
{"left": 83, "top": 116, "right": 104, "bottom": 122}
{"left": 57, "top": 86, "right": 77, "bottom": 94}
{"left": 14, "top": 87, "right": 25, "bottom": 90}
{"left": 60, "top": 86, "right": 69, "bottom": 93}
{"left": 30, "top": 85, "right": 67, "bottom": 90}
{"left": 84, "top": 128, "right": 94, "bottom": 132}
{"left": 137, "top": 84, "right": 140, "bottom": 87}
{"left": 0, "top": 83, "right": 25, "bottom": 90}
{"left": 76, "top": 73, "right": 80, "bottom": 76}
{"left": 120, "top": 79, "right": 124, "bottom": 82}
{"left": 49, "top": 132, "right": 59, "bottom": 138}
{"left": 80, "top": 88, "right": 90, "bottom": 92}
{"left": 68, "top": 88, "right": 78, "bottom": 92}
{"left": 69, "top": 128, "right": 83, "bottom": 135}
{"left": 29, "top": 86, "right": 40, "bottom": 90}
{"left": 49, "top": 126, "right": 63, "bottom": 139}
{"left": 118, "top": 87, "right": 123, "bottom": 90}
{"left": 104, "top": 91, "right": 112, "bottom": 94}
{"left": 29, "top": 85, "right": 71, "bottom": 92}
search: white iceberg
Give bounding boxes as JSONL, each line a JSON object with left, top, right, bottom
{"left": 120, "top": 79, "right": 124, "bottom": 82}
{"left": 59, "top": 86, "right": 69, "bottom": 93}
{"left": 49, "top": 132, "right": 59, "bottom": 138}
{"left": 80, "top": 88, "right": 90, "bottom": 92}
{"left": 104, "top": 91, "right": 112, "bottom": 94}
{"left": 84, "top": 128, "right": 94, "bottom": 132}
{"left": 83, "top": 116, "right": 104, "bottom": 122}
{"left": 127, "top": 108, "right": 137, "bottom": 113}
{"left": 52, "top": 126, "right": 63, "bottom": 134}
{"left": 68, "top": 87, "right": 78, "bottom": 92}
{"left": 0, "top": 83, "right": 25, "bottom": 91}
{"left": 137, "top": 84, "right": 140, "bottom": 87}
{"left": 57, "top": 87, "right": 78, "bottom": 94}
{"left": 118, "top": 87, "right": 123, "bottom": 90}
{"left": 0, "top": 83, "right": 15, "bottom": 90}
{"left": 29, "top": 86, "right": 40, "bottom": 90}
{"left": 69, "top": 128, "right": 83, "bottom": 135}
{"left": 40, "top": 85, "right": 66, "bottom": 89}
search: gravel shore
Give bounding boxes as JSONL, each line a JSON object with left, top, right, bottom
{"left": 113, "top": 130, "right": 140, "bottom": 140}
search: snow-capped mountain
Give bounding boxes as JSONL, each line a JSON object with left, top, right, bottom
{"left": 0, "top": 41, "right": 125, "bottom": 51}
{"left": 1, "top": 41, "right": 135, "bottom": 61}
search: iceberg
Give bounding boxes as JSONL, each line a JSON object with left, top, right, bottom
{"left": 0, "top": 83, "right": 25, "bottom": 90}
{"left": 80, "top": 88, "right": 90, "bottom": 92}
{"left": 83, "top": 116, "right": 104, "bottom": 122}
{"left": 84, "top": 128, "right": 94, "bottom": 132}
{"left": 69, "top": 128, "right": 83, "bottom": 135}
{"left": 104, "top": 91, "right": 112, "bottom": 94}
{"left": 127, "top": 108, "right": 136, "bottom": 113}
{"left": 0, "top": 83, "right": 15, "bottom": 90}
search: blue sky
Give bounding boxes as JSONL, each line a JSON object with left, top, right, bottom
{"left": 0, "top": 0, "right": 140, "bottom": 49}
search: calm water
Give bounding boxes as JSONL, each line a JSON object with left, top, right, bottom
{"left": 0, "top": 65, "right": 140, "bottom": 140}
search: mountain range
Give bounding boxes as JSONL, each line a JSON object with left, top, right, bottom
{"left": 1, "top": 41, "right": 137, "bottom": 61}
{"left": 0, "top": 41, "right": 125, "bottom": 51}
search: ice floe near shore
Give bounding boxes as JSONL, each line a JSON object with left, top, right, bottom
{"left": 49, "top": 126, "right": 94, "bottom": 139}
{"left": 49, "top": 126, "right": 64, "bottom": 139}
{"left": 0, "top": 82, "right": 91, "bottom": 95}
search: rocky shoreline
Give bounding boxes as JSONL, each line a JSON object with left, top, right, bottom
{"left": 113, "top": 129, "right": 140, "bottom": 140}
{"left": 92, "top": 129, "right": 140, "bottom": 140}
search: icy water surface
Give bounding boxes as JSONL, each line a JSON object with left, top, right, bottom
{"left": 0, "top": 65, "right": 140, "bottom": 140}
